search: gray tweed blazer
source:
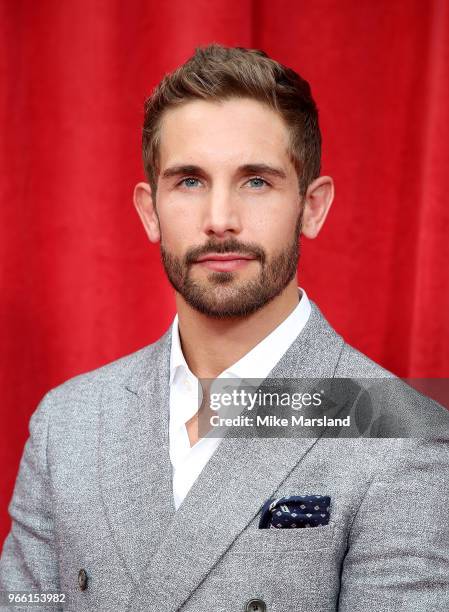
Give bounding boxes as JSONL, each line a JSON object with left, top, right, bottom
{"left": 1, "top": 300, "right": 448, "bottom": 611}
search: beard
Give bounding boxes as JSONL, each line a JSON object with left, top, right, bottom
{"left": 160, "top": 210, "right": 303, "bottom": 319}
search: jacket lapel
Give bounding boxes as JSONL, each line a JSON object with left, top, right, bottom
{"left": 126, "top": 301, "right": 345, "bottom": 611}
{"left": 98, "top": 329, "right": 176, "bottom": 581}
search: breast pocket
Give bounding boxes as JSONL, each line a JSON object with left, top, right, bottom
{"left": 229, "top": 520, "right": 336, "bottom": 554}
{"left": 205, "top": 522, "right": 339, "bottom": 611}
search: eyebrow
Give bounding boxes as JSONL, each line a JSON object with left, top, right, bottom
{"left": 160, "top": 163, "right": 287, "bottom": 181}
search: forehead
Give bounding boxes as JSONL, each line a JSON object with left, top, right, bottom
{"left": 158, "top": 97, "right": 291, "bottom": 169}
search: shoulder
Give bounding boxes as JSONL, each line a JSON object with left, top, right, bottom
{"left": 336, "top": 342, "right": 395, "bottom": 378}
{"left": 50, "top": 342, "right": 158, "bottom": 401}
{"left": 34, "top": 326, "right": 172, "bottom": 422}
{"left": 334, "top": 342, "right": 449, "bottom": 441}
{"left": 307, "top": 302, "right": 449, "bottom": 439}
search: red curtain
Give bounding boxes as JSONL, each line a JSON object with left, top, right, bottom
{"left": 1, "top": 0, "right": 448, "bottom": 547}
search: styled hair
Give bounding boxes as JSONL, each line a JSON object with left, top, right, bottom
{"left": 142, "top": 43, "right": 321, "bottom": 197}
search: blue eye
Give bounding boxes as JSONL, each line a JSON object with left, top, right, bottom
{"left": 247, "top": 177, "right": 269, "bottom": 189}
{"left": 179, "top": 177, "right": 200, "bottom": 188}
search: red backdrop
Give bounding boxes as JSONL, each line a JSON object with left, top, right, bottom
{"left": 1, "top": 0, "right": 448, "bottom": 548}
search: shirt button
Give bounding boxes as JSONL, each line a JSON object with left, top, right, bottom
{"left": 78, "top": 568, "right": 88, "bottom": 591}
{"left": 245, "top": 598, "right": 266, "bottom": 612}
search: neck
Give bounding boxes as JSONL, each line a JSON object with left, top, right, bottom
{"left": 175, "top": 279, "right": 300, "bottom": 379}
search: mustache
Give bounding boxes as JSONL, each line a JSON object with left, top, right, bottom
{"left": 185, "top": 240, "right": 266, "bottom": 265}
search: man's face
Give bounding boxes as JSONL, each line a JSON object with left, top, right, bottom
{"left": 154, "top": 97, "right": 303, "bottom": 318}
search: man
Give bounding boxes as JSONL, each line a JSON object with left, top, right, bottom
{"left": 1, "top": 43, "right": 448, "bottom": 611}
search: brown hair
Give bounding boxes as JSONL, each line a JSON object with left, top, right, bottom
{"left": 142, "top": 43, "right": 321, "bottom": 197}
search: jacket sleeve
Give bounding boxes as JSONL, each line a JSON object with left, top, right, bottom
{"left": 0, "top": 391, "right": 61, "bottom": 604}
{"left": 338, "top": 436, "right": 449, "bottom": 611}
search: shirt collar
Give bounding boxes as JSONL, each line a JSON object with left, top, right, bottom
{"left": 169, "top": 287, "right": 311, "bottom": 385}
{"left": 170, "top": 316, "right": 188, "bottom": 385}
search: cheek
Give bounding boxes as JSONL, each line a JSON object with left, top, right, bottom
{"left": 158, "top": 213, "right": 196, "bottom": 252}
{"left": 247, "top": 209, "right": 298, "bottom": 243}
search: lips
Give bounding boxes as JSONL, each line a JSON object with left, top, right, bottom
{"left": 195, "top": 253, "right": 256, "bottom": 263}
{"left": 193, "top": 253, "right": 257, "bottom": 272}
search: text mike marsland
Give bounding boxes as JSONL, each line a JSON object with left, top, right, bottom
{"left": 209, "top": 414, "right": 351, "bottom": 427}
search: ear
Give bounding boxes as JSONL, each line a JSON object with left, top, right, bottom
{"left": 133, "top": 182, "right": 160, "bottom": 243}
{"left": 300, "top": 176, "right": 334, "bottom": 239}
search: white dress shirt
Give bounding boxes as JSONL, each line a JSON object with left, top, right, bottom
{"left": 168, "top": 287, "right": 312, "bottom": 510}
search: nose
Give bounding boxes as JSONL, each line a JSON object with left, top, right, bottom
{"left": 201, "top": 185, "right": 243, "bottom": 238}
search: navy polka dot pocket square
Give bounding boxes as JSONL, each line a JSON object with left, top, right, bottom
{"left": 258, "top": 495, "right": 331, "bottom": 529}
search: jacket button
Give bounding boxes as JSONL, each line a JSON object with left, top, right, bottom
{"left": 78, "top": 568, "right": 88, "bottom": 591}
{"left": 245, "top": 598, "right": 266, "bottom": 612}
